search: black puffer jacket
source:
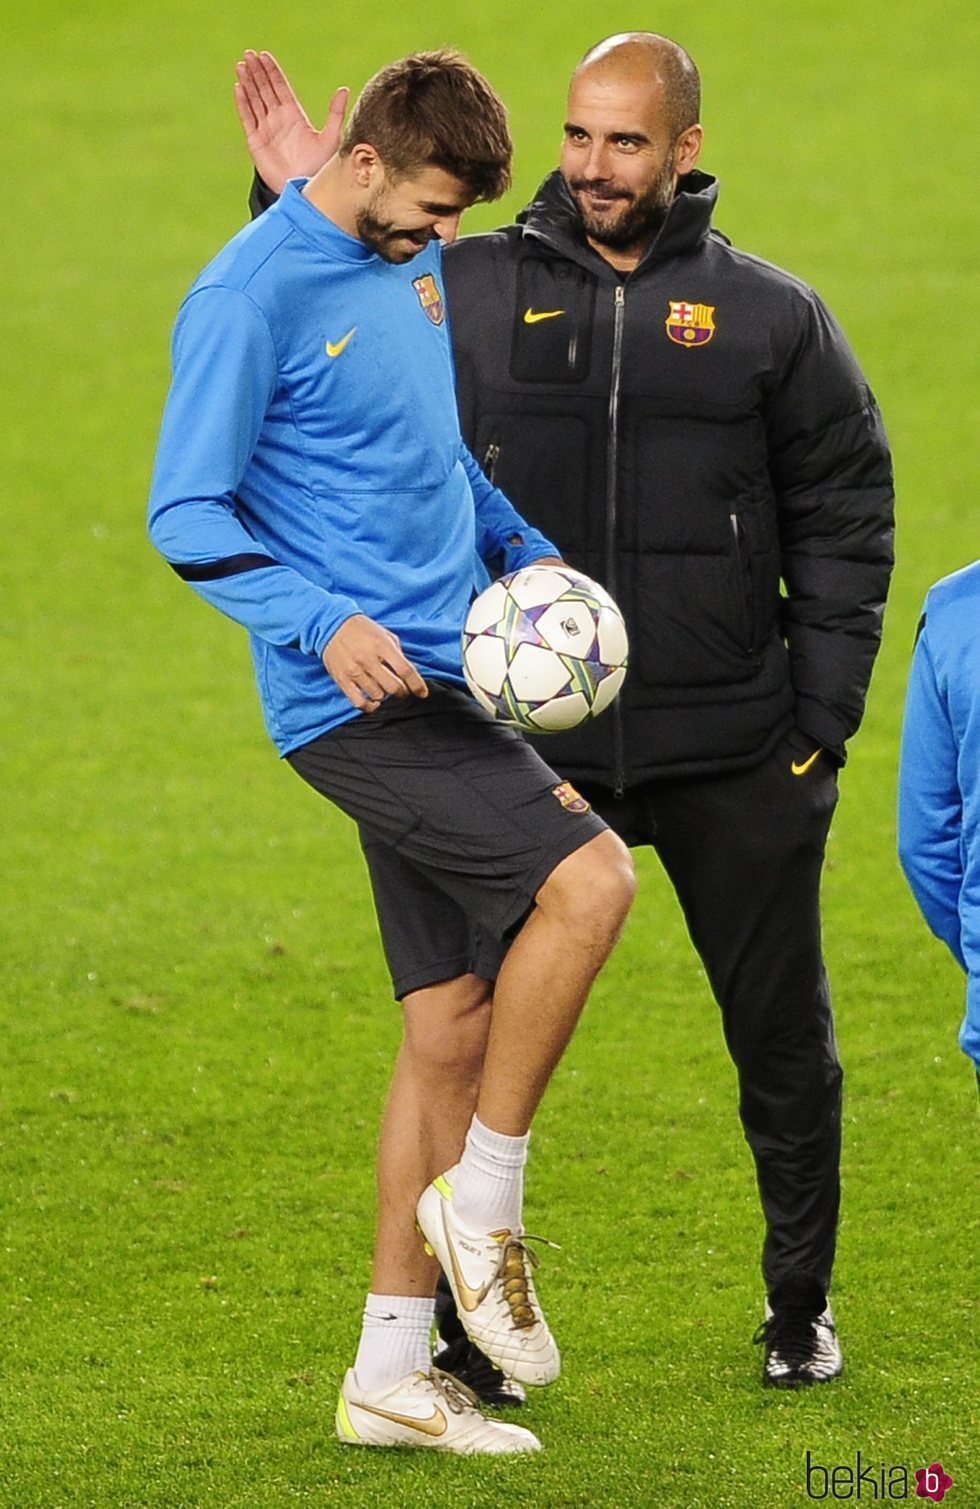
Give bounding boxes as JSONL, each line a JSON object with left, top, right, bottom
{"left": 444, "top": 169, "right": 894, "bottom": 787}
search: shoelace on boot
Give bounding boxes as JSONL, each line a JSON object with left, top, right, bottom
{"left": 752, "top": 1305, "right": 823, "bottom": 1366}
{"left": 491, "top": 1233, "right": 560, "bottom": 1329}
{"left": 428, "top": 1366, "right": 481, "bottom": 1415}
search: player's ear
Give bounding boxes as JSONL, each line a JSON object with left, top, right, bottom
{"left": 348, "top": 143, "right": 382, "bottom": 188}
{"left": 674, "top": 123, "right": 703, "bottom": 177}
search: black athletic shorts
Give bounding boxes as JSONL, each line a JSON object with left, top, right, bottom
{"left": 287, "top": 684, "right": 606, "bottom": 999}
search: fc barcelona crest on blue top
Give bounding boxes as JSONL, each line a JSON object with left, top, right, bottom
{"left": 666, "top": 300, "right": 716, "bottom": 347}
{"left": 413, "top": 274, "right": 445, "bottom": 326}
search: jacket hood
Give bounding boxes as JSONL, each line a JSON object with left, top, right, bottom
{"left": 516, "top": 167, "right": 722, "bottom": 272}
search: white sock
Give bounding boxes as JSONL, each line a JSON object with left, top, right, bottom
{"left": 451, "top": 1114, "right": 530, "bottom": 1233}
{"left": 352, "top": 1293, "right": 435, "bottom": 1393}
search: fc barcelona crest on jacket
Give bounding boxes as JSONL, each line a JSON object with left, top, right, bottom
{"left": 666, "top": 300, "right": 716, "bottom": 347}
{"left": 413, "top": 274, "right": 445, "bottom": 326}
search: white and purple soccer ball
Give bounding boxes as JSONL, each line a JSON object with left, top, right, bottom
{"left": 461, "top": 565, "right": 629, "bottom": 733}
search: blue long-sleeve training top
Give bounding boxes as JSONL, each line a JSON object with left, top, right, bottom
{"left": 148, "top": 179, "right": 558, "bottom": 754}
{"left": 898, "top": 560, "right": 980, "bottom": 1071}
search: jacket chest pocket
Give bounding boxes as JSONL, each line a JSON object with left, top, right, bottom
{"left": 510, "top": 259, "right": 596, "bottom": 383}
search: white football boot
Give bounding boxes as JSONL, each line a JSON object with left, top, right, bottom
{"left": 335, "top": 1367, "right": 541, "bottom": 1453}
{"left": 416, "top": 1169, "right": 560, "bottom": 1387}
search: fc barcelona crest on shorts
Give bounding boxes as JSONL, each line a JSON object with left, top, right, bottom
{"left": 412, "top": 274, "right": 445, "bottom": 326}
{"left": 665, "top": 300, "right": 716, "bottom": 347}
{"left": 552, "top": 782, "right": 591, "bottom": 814}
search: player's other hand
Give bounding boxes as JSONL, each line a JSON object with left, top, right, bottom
{"left": 322, "top": 615, "right": 429, "bottom": 712}
{"left": 235, "top": 49, "right": 348, "bottom": 194}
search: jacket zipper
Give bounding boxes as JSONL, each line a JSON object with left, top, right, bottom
{"left": 483, "top": 442, "right": 500, "bottom": 485}
{"left": 608, "top": 284, "right": 627, "bottom": 797}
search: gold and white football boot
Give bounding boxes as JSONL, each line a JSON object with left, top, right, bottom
{"left": 415, "top": 1168, "right": 560, "bottom": 1387}
{"left": 335, "top": 1367, "right": 541, "bottom": 1453}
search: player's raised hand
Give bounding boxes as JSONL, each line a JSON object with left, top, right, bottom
{"left": 322, "top": 615, "right": 429, "bottom": 713}
{"left": 234, "top": 49, "right": 348, "bottom": 194}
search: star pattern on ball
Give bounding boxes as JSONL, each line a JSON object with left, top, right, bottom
{"left": 462, "top": 567, "right": 629, "bottom": 733}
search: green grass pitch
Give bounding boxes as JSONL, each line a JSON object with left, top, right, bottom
{"left": 2, "top": 0, "right": 978, "bottom": 1503}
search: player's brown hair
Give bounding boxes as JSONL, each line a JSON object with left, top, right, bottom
{"left": 341, "top": 49, "right": 512, "bottom": 203}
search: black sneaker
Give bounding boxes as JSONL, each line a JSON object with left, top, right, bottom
{"left": 432, "top": 1334, "right": 528, "bottom": 1407}
{"left": 753, "top": 1275, "right": 843, "bottom": 1388}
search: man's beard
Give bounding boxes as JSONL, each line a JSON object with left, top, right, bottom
{"left": 568, "top": 154, "right": 676, "bottom": 252}
{"left": 355, "top": 190, "right": 433, "bottom": 265}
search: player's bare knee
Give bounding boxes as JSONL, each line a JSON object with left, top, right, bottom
{"left": 585, "top": 832, "right": 636, "bottom": 928}
{"left": 539, "top": 830, "right": 635, "bottom": 937}
{"left": 401, "top": 974, "right": 492, "bottom": 1078}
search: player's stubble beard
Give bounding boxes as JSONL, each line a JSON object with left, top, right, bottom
{"left": 355, "top": 185, "right": 433, "bottom": 265}
{"left": 567, "top": 150, "right": 677, "bottom": 254}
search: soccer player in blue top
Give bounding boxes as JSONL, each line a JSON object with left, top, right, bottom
{"left": 898, "top": 561, "right": 980, "bottom": 1099}
{"left": 148, "top": 50, "right": 635, "bottom": 1454}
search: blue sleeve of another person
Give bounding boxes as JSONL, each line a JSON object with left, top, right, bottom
{"left": 897, "top": 619, "right": 966, "bottom": 970}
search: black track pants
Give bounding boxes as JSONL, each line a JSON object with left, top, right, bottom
{"left": 581, "top": 727, "right": 842, "bottom": 1296}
